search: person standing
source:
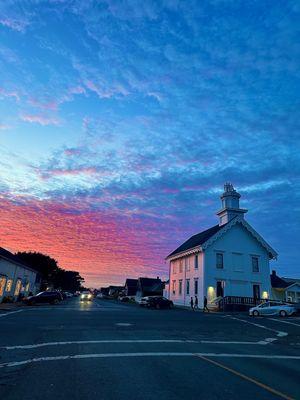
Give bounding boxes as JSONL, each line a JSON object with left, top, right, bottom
{"left": 190, "top": 296, "right": 194, "bottom": 311}
{"left": 194, "top": 295, "right": 198, "bottom": 310}
{"left": 203, "top": 295, "right": 209, "bottom": 312}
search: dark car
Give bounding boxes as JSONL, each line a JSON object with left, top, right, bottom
{"left": 23, "top": 291, "right": 62, "bottom": 305}
{"left": 147, "top": 296, "right": 174, "bottom": 309}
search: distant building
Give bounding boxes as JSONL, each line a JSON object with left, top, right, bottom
{"left": 0, "top": 247, "right": 40, "bottom": 302}
{"left": 271, "top": 270, "right": 300, "bottom": 303}
{"left": 124, "top": 279, "right": 138, "bottom": 296}
{"left": 135, "top": 277, "right": 164, "bottom": 299}
{"left": 166, "top": 183, "right": 277, "bottom": 308}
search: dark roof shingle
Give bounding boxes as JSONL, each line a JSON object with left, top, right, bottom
{"left": 167, "top": 224, "right": 223, "bottom": 258}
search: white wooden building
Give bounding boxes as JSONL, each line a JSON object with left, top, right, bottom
{"left": 0, "top": 247, "right": 39, "bottom": 302}
{"left": 166, "top": 183, "right": 277, "bottom": 308}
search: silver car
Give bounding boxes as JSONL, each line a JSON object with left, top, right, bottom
{"left": 249, "top": 301, "right": 296, "bottom": 317}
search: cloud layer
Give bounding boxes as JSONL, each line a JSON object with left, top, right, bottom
{"left": 0, "top": 0, "right": 299, "bottom": 285}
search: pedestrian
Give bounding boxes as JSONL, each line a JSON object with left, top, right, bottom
{"left": 203, "top": 295, "right": 209, "bottom": 312}
{"left": 190, "top": 296, "right": 194, "bottom": 311}
{"left": 194, "top": 295, "right": 198, "bottom": 310}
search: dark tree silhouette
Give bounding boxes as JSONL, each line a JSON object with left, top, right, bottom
{"left": 16, "top": 251, "right": 84, "bottom": 291}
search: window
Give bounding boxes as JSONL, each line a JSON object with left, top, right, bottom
{"left": 173, "top": 261, "right": 177, "bottom": 274}
{"left": 179, "top": 280, "right": 183, "bottom": 295}
{"left": 185, "top": 257, "right": 190, "bottom": 271}
{"left": 194, "top": 279, "right": 198, "bottom": 295}
{"left": 25, "top": 282, "right": 30, "bottom": 292}
{"left": 172, "top": 280, "right": 176, "bottom": 295}
{"left": 14, "top": 279, "right": 22, "bottom": 296}
{"left": 179, "top": 259, "right": 183, "bottom": 273}
{"left": 194, "top": 255, "right": 198, "bottom": 269}
{"left": 216, "top": 253, "right": 224, "bottom": 269}
{"left": 5, "top": 279, "right": 13, "bottom": 292}
{"left": 186, "top": 279, "right": 190, "bottom": 295}
{"left": 252, "top": 257, "right": 259, "bottom": 272}
{"left": 0, "top": 277, "right": 6, "bottom": 296}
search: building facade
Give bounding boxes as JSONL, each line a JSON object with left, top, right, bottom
{"left": 166, "top": 183, "right": 277, "bottom": 308}
{"left": 0, "top": 247, "right": 39, "bottom": 302}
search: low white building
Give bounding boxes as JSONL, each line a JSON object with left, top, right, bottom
{"left": 0, "top": 247, "right": 39, "bottom": 302}
{"left": 166, "top": 183, "right": 277, "bottom": 308}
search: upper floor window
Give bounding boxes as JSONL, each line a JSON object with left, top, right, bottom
{"left": 216, "top": 253, "right": 224, "bottom": 269}
{"left": 194, "top": 255, "right": 198, "bottom": 269}
{"left": 185, "top": 257, "right": 190, "bottom": 271}
{"left": 173, "top": 261, "right": 177, "bottom": 274}
{"left": 252, "top": 256, "right": 259, "bottom": 272}
{"left": 179, "top": 259, "right": 183, "bottom": 273}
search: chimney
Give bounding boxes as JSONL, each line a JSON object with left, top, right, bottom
{"left": 272, "top": 270, "right": 276, "bottom": 276}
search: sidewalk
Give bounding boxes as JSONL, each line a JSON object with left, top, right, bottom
{"left": 0, "top": 302, "right": 24, "bottom": 311}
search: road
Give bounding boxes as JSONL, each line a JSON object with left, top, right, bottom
{"left": 0, "top": 298, "right": 300, "bottom": 400}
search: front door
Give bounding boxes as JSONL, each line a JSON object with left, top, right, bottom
{"left": 216, "top": 281, "right": 224, "bottom": 297}
{"left": 253, "top": 284, "right": 260, "bottom": 301}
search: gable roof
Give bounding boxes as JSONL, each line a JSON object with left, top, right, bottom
{"left": 166, "top": 224, "right": 223, "bottom": 259}
{"left": 271, "top": 273, "right": 291, "bottom": 289}
{"left": 0, "top": 247, "right": 38, "bottom": 274}
{"left": 138, "top": 277, "right": 163, "bottom": 291}
{"left": 166, "top": 217, "right": 277, "bottom": 260}
{"left": 125, "top": 279, "right": 138, "bottom": 287}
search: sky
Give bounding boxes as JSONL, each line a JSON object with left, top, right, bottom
{"left": 0, "top": 0, "right": 299, "bottom": 287}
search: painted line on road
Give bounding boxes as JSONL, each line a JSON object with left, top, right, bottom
{"left": 229, "top": 316, "right": 288, "bottom": 337}
{"left": 0, "top": 310, "right": 24, "bottom": 318}
{"left": 2, "top": 338, "right": 272, "bottom": 351}
{"left": 267, "top": 318, "right": 300, "bottom": 328}
{"left": 2, "top": 339, "right": 197, "bottom": 350}
{"left": 1, "top": 352, "right": 300, "bottom": 369}
{"left": 195, "top": 354, "right": 294, "bottom": 400}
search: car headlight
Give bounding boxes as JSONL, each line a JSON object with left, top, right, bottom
{"left": 88, "top": 294, "right": 92, "bottom": 299}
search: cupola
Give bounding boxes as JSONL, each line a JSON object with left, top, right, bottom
{"left": 216, "top": 183, "right": 248, "bottom": 226}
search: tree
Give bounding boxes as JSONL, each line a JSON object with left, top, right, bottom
{"left": 16, "top": 251, "right": 84, "bottom": 291}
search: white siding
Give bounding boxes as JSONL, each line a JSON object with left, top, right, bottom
{"left": 169, "top": 253, "right": 204, "bottom": 306}
{"left": 204, "top": 224, "right": 271, "bottom": 302}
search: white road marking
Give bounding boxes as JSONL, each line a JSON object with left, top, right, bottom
{"left": 0, "top": 310, "right": 24, "bottom": 318}
{"left": 230, "top": 316, "right": 288, "bottom": 337}
{"left": 115, "top": 323, "right": 132, "bottom": 326}
{"left": 2, "top": 338, "right": 279, "bottom": 351}
{"left": 2, "top": 339, "right": 196, "bottom": 350}
{"left": 268, "top": 318, "right": 300, "bottom": 328}
{"left": 1, "top": 352, "right": 300, "bottom": 368}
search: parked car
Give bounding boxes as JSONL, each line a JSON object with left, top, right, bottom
{"left": 249, "top": 301, "right": 296, "bottom": 317}
{"left": 80, "top": 291, "right": 93, "bottom": 301}
{"left": 23, "top": 291, "right": 62, "bottom": 305}
{"left": 147, "top": 296, "right": 174, "bottom": 309}
{"left": 139, "top": 296, "right": 152, "bottom": 306}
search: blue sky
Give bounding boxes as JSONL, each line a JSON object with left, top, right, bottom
{"left": 0, "top": 0, "right": 299, "bottom": 286}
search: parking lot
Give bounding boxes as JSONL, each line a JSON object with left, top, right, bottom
{"left": 0, "top": 298, "right": 299, "bottom": 400}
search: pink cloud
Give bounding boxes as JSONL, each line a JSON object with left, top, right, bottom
{"left": 0, "top": 197, "right": 170, "bottom": 287}
{"left": 0, "top": 87, "right": 20, "bottom": 101}
{"left": 21, "top": 114, "right": 60, "bottom": 126}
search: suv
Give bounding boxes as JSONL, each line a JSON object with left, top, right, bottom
{"left": 23, "top": 291, "right": 62, "bottom": 305}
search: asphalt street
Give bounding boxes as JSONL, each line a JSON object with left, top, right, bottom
{"left": 0, "top": 298, "right": 300, "bottom": 400}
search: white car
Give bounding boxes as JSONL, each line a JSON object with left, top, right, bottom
{"left": 80, "top": 291, "right": 93, "bottom": 301}
{"left": 249, "top": 301, "right": 296, "bottom": 317}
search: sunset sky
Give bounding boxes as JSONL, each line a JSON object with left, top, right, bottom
{"left": 0, "top": 1, "right": 299, "bottom": 287}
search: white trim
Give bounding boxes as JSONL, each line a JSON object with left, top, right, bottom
{"left": 166, "top": 246, "right": 202, "bottom": 261}
{"left": 202, "top": 217, "right": 277, "bottom": 259}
